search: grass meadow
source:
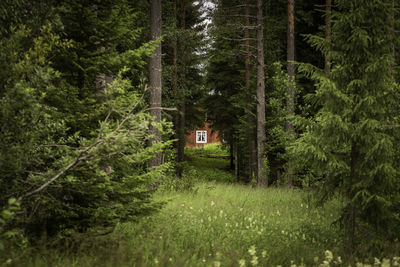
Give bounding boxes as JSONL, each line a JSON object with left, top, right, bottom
{"left": 13, "top": 144, "right": 400, "bottom": 266}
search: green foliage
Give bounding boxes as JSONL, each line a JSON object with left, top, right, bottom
{"left": 0, "top": 18, "right": 171, "bottom": 240}
{"left": 3, "top": 152, "right": 399, "bottom": 266}
{"left": 292, "top": 0, "right": 400, "bottom": 252}
{"left": 162, "top": 0, "right": 207, "bottom": 133}
{"left": 204, "top": 0, "right": 249, "bottom": 179}
{"left": 184, "top": 144, "right": 235, "bottom": 183}
{"left": 13, "top": 183, "right": 347, "bottom": 266}
{"left": 265, "top": 62, "right": 294, "bottom": 185}
{"left": 185, "top": 143, "right": 229, "bottom": 158}
{"left": 0, "top": 198, "right": 28, "bottom": 265}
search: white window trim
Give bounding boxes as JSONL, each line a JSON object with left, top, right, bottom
{"left": 196, "top": 130, "right": 207, "bottom": 143}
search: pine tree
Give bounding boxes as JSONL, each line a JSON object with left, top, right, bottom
{"left": 0, "top": 0, "right": 170, "bottom": 238}
{"left": 162, "top": 0, "right": 206, "bottom": 176}
{"left": 205, "top": 0, "right": 248, "bottom": 179}
{"left": 294, "top": 0, "right": 400, "bottom": 253}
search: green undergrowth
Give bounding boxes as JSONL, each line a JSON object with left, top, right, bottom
{"left": 183, "top": 143, "right": 235, "bottom": 184}
{"left": 20, "top": 184, "right": 344, "bottom": 267}
{"left": 115, "top": 184, "right": 344, "bottom": 267}
{"left": 7, "top": 145, "right": 399, "bottom": 266}
{"left": 185, "top": 143, "right": 229, "bottom": 159}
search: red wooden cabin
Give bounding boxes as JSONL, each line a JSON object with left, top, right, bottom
{"left": 185, "top": 122, "right": 220, "bottom": 148}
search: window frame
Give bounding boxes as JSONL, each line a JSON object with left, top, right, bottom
{"left": 196, "top": 130, "right": 207, "bottom": 144}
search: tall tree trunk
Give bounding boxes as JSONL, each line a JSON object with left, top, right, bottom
{"left": 347, "top": 142, "right": 357, "bottom": 257}
{"left": 173, "top": 0, "right": 178, "bottom": 137}
{"left": 176, "top": 0, "right": 186, "bottom": 177}
{"left": 286, "top": 0, "right": 295, "bottom": 187}
{"left": 172, "top": 0, "right": 181, "bottom": 176}
{"left": 149, "top": 0, "right": 162, "bottom": 168}
{"left": 325, "top": 0, "right": 332, "bottom": 73}
{"left": 390, "top": 0, "right": 396, "bottom": 65}
{"left": 256, "top": 0, "right": 267, "bottom": 187}
{"left": 235, "top": 144, "right": 239, "bottom": 182}
{"left": 245, "top": 2, "right": 256, "bottom": 182}
{"left": 230, "top": 137, "right": 235, "bottom": 171}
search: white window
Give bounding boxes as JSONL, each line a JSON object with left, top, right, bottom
{"left": 196, "top": 130, "right": 207, "bottom": 143}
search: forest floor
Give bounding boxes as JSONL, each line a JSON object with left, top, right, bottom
{"left": 20, "top": 144, "right": 398, "bottom": 266}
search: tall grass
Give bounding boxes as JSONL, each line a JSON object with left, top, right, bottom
{"left": 111, "top": 183, "right": 343, "bottom": 266}
{"left": 20, "top": 188, "right": 345, "bottom": 266}
{"left": 10, "top": 145, "right": 400, "bottom": 266}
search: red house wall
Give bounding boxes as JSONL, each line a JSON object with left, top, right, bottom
{"left": 185, "top": 122, "right": 220, "bottom": 148}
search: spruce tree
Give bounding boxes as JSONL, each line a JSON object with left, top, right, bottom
{"left": 294, "top": 0, "right": 400, "bottom": 254}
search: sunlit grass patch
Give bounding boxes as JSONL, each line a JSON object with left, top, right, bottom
{"left": 15, "top": 181, "right": 399, "bottom": 266}
{"left": 111, "top": 183, "right": 343, "bottom": 266}
{"left": 185, "top": 143, "right": 229, "bottom": 159}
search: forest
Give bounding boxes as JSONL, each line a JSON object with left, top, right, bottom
{"left": 0, "top": 0, "right": 400, "bottom": 266}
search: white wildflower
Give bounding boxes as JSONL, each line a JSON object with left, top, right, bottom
{"left": 248, "top": 245, "right": 257, "bottom": 256}
{"left": 251, "top": 256, "right": 258, "bottom": 266}
{"left": 324, "top": 250, "right": 333, "bottom": 262}
{"left": 334, "top": 256, "right": 342, "bottom": 265}
{"left": 320, "top": 260, "right": 329, "bottom": 267}
{"left": 262, "top": 250, "right": 267, "bottom": 258}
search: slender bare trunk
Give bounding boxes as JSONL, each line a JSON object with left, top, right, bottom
{"left": 149, "top": 0, "right": 162, "bottom": 168}
{"left": 173, "top": 0, "right": 178, "bottom": 138}
{"left": 347, "top": 143, "right": 357, "bottom": 257}
{"left": 325, "top": 0, "right": 332, "bottom": 73}
{"left": 391, "top": 0, "right": 396, "bottom": 65}
{"left": 245, "top": 2, "right": 256, "bottom": 182}
{"left": 256, "top": 0, "right": 267, "bottom": 187}
{"left": 235, "top": 144, "right": 239, "bottom": 181}
{"left": 176, "top": 0, "right": 186, "bottom": 177}
{"left": 286, "top": 0, "right": 295, "bottom": 187}
{"left": 230, "top": 138, "right": 235, "bottom": 171}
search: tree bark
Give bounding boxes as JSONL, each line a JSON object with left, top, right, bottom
{"left": 173, "top": 0, "right": 178, "bottom": 147}
{"left": 286, "top": 0, "right": 295, "bottom": 187}
{"left": 390, "top": 0, "right": 395, "bottom": 65}
{"left": 230, "top": 137, "right": 235, "bottom": 171}
{"left": 235, "top": 144, "right": 239, "bottom": 181}
{"left": 149, "top": 0, "right": 162, "bottom": 168}
{"left": 325, "top": 0, "right": 332, "bottom": 73}
{"left": 348, "top": 143, "right": 357, "bottom": 257}
{"left": 256, "top": 0, "right": 267, "bottom": 187}
{"left": 245, "top": 2, "right": 257, "bottom": 182}
{"left": 176, "top": 0, "right": 186, "bottom": 177}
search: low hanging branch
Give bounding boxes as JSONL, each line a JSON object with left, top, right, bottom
{"left": 22, "top": 88, "right": 151, "bottom": 199}
{"left": 23, "top": 145, "right": 97, "bottom": 198}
